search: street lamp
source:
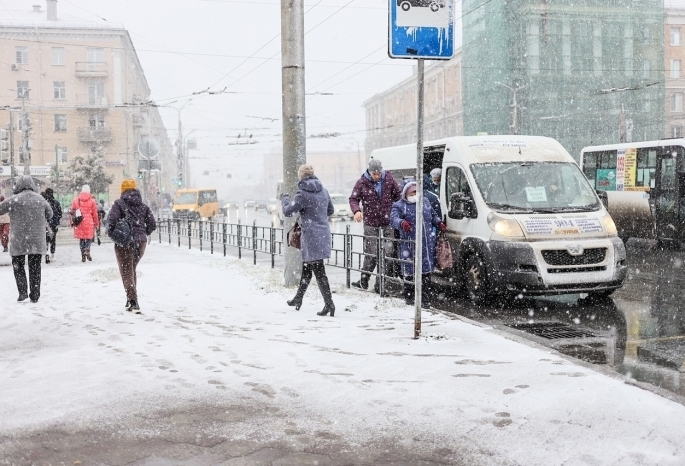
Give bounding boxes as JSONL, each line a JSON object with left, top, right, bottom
{"left": 495, "top": 82, "right": 526, "bottom": 135}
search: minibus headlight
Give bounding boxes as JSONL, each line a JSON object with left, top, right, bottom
{"left": 487, "top": 213, "right": 524, "bottom": 237}
{"left": 601, "top": 214, "right": 617, "bottom": 236}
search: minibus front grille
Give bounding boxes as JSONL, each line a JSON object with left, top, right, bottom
{"left": 547, "top": 266, "right": 606, "bottom": 274}
{"left": 541, "top": 248, "right": 607, "bottom": 266}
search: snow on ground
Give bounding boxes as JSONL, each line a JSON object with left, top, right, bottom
{"left": 1, "top": 241, "right": 685, "bottom": 465}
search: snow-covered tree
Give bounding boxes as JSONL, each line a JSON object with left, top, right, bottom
{"left": 64, "top": 145, "right": 114, "bottom": 195}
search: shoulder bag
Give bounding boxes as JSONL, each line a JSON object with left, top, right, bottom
{"left": 287, "top": 221, "right": 301, "bottom": 249}
{"left": 72, "top": 199, "right": 84, "bottom": 227}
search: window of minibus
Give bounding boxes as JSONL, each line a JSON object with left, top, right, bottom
{"left": 636, "top": 148, "right": 657, "bottom": 188}
{"left": 582, "top": 150, "right": 616, "bottom": 189}
{"left": 200, "top": 190, "right": 218, "bottom": 204}
{"left": 175, "top": 192, "right": 197, "bottom": 205}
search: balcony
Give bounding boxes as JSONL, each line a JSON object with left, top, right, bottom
{"left": 75, "top": 61, "right": 108, "bottom": 78}
{"left": 78, "top": 127, "right": 113, "bottom": 143}
{"left": 75, "top": 94, "right": 110, "bottom": 110}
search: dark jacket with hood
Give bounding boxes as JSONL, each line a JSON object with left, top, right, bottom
{"left": 349, "top": 170, "right": 401, "bottom": 228}
{"left": 0, "top": 176, "right": 52, "bottom": 256}
{"left": 108, "top": 189, "right": 156, "bottom": 243}
{"left": 43, "top": 191, "right": 62, "bottom": 230}
{"left": 281, "top": 176, "right": 334, "bottom": 263}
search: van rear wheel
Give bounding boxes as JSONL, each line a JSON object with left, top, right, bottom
{"left": 400, "top": 1, "right": 411, "bottom": 11}
{"left": 464, "top": 254, "right": 491, "bottom": 305}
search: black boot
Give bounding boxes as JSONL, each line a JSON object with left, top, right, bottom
{"left": 287, "top": 275, "right": 311, "bottom": 310}
{"left": 316, "top": 275, "right": 335, "bottom": 317}
{"left": 351, "top": 273, "right": 370, "bottom": 290}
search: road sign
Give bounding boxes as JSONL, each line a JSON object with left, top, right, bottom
{"left": 138, "top": 136, "right": 160, "bottom": 160}
{"left": 389, "top": 0, "right": 455, "bottom": 59}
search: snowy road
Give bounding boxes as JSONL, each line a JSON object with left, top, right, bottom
{"left": 1, "top": 242, "right": 685, "bottom": 465}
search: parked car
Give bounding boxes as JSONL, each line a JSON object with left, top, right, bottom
{"left": 329, "top": 193, "right": 353, "bottom": 220}
{"left": 254, "top": 199, "right": 269, "bottom": 211}
{"left": 266, "top": 198, "right": 279, "bottom": 214}
{"left": 244, "top": 199, "right": 255, "bottom": 208}
{"left": 397, "top": 0, "right": 445, "bottom": 12}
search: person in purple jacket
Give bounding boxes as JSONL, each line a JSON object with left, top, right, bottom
{"left": 349, "top": 159, "right": 402, "bottom": 292}
{"left": 107, "top": 179, "right": 156, "bottom": 313}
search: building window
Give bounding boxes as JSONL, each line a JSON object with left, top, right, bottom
{"left": 88, "top": 114, "right": 105, "bottom": 128}
{"left": 672, "top": 60, "right": 682, "bottom": 79}
{"left": 56, "top": 147, "right": 68, "bottom": 164}
{"left": 87, "top": 82, "right": 105, "bottom": 104}
{"left": 52, "top": 47, "right": 65, "bottom": 65}
{"left": 672, "top": 93, "right": 683, "bottom": 113}
{"left": 642, "top": 60, "right": 651, "bottom": 78}
{"left": 672, "top": 126, "right": 683, "bottom": 138}
{"left": 672, "top": 28, "right": 682, "bottom": 46}
{"left": 53, "top": 81, "right": 66, "bottom": 99}
{"left": 54, "top": 114, "right": 67, "bottom": 132}
{"left": 16, "top": 81, "right": 29, "bottom": 99}
{"left": 15, "top": 46, "right": 28, "bottom": 65}
{"left": 87, "top": 48, "right": 105, "bottom": 63}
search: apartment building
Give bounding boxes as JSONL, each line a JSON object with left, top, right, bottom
{"left": 666, "top": 8, "right": 685, "bottom": 138}
{"left": 0, "top": 1, "right": 174, "bottom": 201}
{"left": 363, "top": 50, "right": 463, "bottom": 156}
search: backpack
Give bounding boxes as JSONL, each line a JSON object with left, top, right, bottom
{"left": 110, "top": 202, "right": 135, "bottom": 248}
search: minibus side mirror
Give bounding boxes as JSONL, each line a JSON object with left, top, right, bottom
{"left": 449, "top": 192, "right": 476, "bottom": 220}
{"left": 596, "top": 190, "right": 608, "bottom": 209}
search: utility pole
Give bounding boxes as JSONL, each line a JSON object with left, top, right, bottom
{"left": 495, "top": 82, "right": 525, "bottom": 135}
{"left": 414, "top": 58, "right": 425, "bottom": 340}
{"left": 281, "top": 0, "right": 307, "bottom": 287}
{"left": 619, "top": 104, "right": 627, "bottom": 143}
{"left": 9, "top": 109, "right": 15, "bottom": 189}
{"left": 20, "top": 92, "right": 31, "bottom": 175}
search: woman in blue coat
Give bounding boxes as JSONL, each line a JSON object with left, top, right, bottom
{"left": 390, "top": 181, "right": 445, "bottom": 308}
{"left": 281, "top": 164, "right": 336, "bottom": 316}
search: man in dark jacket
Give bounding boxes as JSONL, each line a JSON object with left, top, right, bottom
{"left": 42, "top": 188, "right": 62, "bottom": 264}
{"left": 349, "top": 159, "right": 402, "bottom": 292}
{"left": 107, "top": 179, "right": 156, "bottom": 313}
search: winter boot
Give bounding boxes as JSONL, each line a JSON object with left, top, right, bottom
{"left": 129, "top": 299, "right": 141, "bottom": 314}
{"left": 85, "top": 249, "right": 92, "bottom": 261}
{"left": 125, "top": 300, "right": 132, "bottom": 312}
{"left": 287, "top": 276, "right": 311, "bottom": 310}
{"left": 351, "top": 273, "right": 370, "bottom": 290}
{"left": 45, "top": 254, "right": 50, "bottom": 264}
{"left": 2, "top": 247, "right": 7, "bottom": 253}
{"left": 81, "top": 253, "right": 86, "bottom": 262}
{"left": 17, "top": 293, "right": 28, "bottom": 302}
{"left": 316, "top": 276, "right": 336, "bottom": 317}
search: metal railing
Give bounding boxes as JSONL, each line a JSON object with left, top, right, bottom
{"left": 157, "top": 218, "right": 415, "bottom": 295}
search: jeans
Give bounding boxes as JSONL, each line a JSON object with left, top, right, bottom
{"left": 79, "top": 239, "right": 92, "bottom": 253}
{"left": 12, "top": 254, "right": 42, "bottom": 301}
{"left": 115, "top": 242, "right": 147, "bottom": 301}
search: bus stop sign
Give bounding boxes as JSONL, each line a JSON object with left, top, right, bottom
{"left": 389, "top": 0, "right": 455, "bottom": 59}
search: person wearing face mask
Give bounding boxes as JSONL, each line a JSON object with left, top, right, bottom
{"left": 349, "top": 159, "right": 402, "bottom": 292}
{"left": 390, "top": 181, "right": 445, "bottom": 308}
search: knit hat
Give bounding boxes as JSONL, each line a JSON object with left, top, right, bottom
{"left": 368, "top": 159, "right": 383, "bottom": 174}
{"left": 121, "top": 179, "right": 136, "bottom": 193}
{"left": 298, "top": 164, "right": 315, "bottom": 180}
{"left": 82, "top": 185, "right": 91, "bottom": 194}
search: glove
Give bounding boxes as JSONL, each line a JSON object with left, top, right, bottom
{"left": 438, "top": 222, "right": 447, "bottom": 232}
{"left": 401, "top": 221, "right": 412, "bottom": 232}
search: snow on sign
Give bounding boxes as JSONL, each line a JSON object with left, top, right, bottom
{"left": 389, "top": 0, "right": 455, "bottom": 59}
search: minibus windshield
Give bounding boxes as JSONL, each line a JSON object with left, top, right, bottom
{"left": 471, "top": 162, "right": 600, "bottom": 213}
{"left": 175, "top": 192, "right": 198, "bottom": 205}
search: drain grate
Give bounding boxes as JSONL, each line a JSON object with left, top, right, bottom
{"left": 508, "top": 322, "right": 597, "bottom": 340}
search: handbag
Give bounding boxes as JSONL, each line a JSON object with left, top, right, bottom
{"left": 287, "top": 221, "right": 301, "bottom": 249}
{"left": 110, "top": 202, "right": 135, "bottom": 248}
{"left": 435, "top": 231, "right": 454, "bottom": 270}
{"left": 72, "top": 200, "right": 84, "bottom": 227}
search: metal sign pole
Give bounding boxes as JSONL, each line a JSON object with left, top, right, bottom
{"left": 414, "top": 58, "right": 425, "bottom": 340}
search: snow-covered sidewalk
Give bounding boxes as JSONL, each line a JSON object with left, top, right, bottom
{"left": 1, "top": 242, "right": 685, "bottom": 465}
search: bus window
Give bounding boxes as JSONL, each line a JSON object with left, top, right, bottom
{"left": 582, "top": 152, "right": 598, "bottom": 184}
{"left": 598, "top": 150, "right": 617, "bottom": 169}
{"left": 636, "top": 148, "right": 657, "bottom": 188}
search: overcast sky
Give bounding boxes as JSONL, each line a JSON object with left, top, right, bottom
{"left": 2, "top": 0, "right": 461, "bottom": 174}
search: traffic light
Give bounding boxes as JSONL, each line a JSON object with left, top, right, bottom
{"left": 0, "top": 129, "right": 8, "bottom": 163}
{"left": 137, "top": 171, "right": 144, "bottom": 180}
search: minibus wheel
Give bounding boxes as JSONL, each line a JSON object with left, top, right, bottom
{"left": 464, "top": 254, "right": 491, "bottom": 305}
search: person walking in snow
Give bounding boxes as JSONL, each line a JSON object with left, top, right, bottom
{"left": 0, "top": 196, "right": 10, "bottom": 253}
{"left": 42, "top": 188, "right": 62, "bottom": 264}
{"left": 348, "top": 159, "right": 402, "bottom": 293}
{"left": 281, "top": 164, "right": 336, "bottom": 317}
{"left": 390, "top": 181, "right": 445, "bottom": 309}
{"left": 70, "top": 185, "right": 99, "bottom": 262}
{"left": 108, "top": 179, "right": 156, "bottom": 313}
{"left": 0, "top": 176, "right": 53, "bottom": 303}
